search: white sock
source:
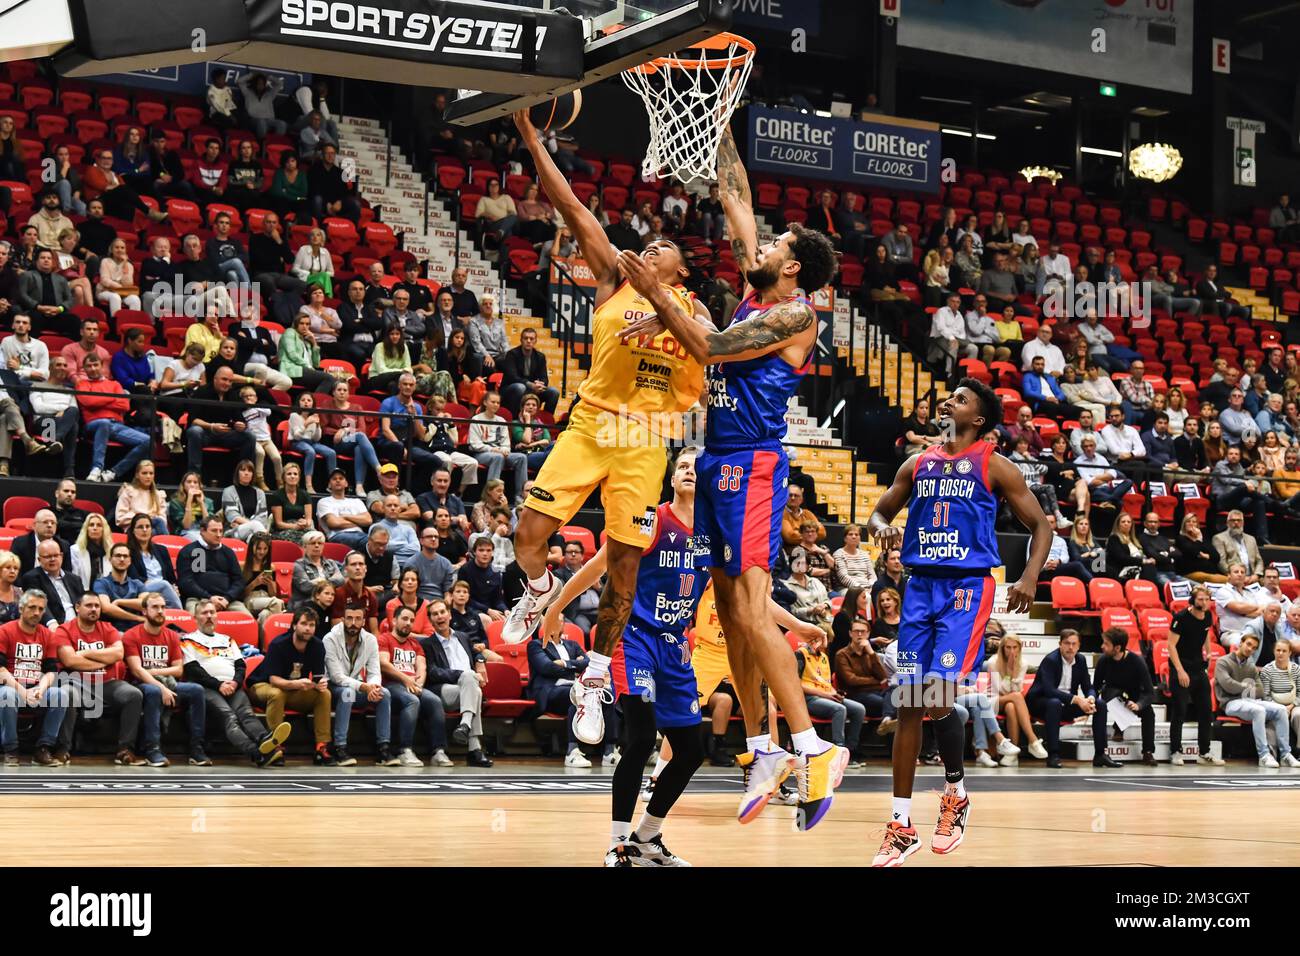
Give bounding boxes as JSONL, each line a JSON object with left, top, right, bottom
{"left": 584, "top": 651, "right": 611, "bottom": 680}
{"left": 745, "top": 734, "right": 771, "bottom": 753}
{"left": 634, "top": 812, "right": 665, "bottom": 843}
{"left": 527, "top": 569, "right": 552, "bottom": 592}
{"left": 651, "top": 755, "right": 670, "bottom": 778}
{"left": 891, "top": 797, "right": 912, "bottom": 828}
{"left": 946, "top": 778, "right": 967, "bottom": 799}
{"left": 790, "top": 728, "right": 828, "bottom": 757}
{"left": 610, "top": 821, "right": 631, "bottom": 850}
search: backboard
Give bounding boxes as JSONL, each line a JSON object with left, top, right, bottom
{"left": 445, "top": 0, "right": 733, "bottom": 126}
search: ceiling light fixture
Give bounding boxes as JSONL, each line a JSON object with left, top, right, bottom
{"left": 1128, "top": 142, "right": 1183, "bottom": 183}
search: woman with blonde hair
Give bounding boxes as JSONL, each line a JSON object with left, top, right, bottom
{"left": 471, "top": 479, "right": 515, "bottom": 534}
{"left": 114, "top": 460, "right": 167, "bottom": 534}
{"left": 71, "top": 512, "right": 113, "bottom": 590}
{"left": 1105, "top": 511, "right": 1147, "bottom": 580}
{"left": 53, "top": 228, "right": 95, "bottom": 307}
{"left": 291, "top": 227, "right": 334, "bottom": 292}
{"left": 987, "top": 634, "right": 1048, "bottom": 762}
{"left": 97, "top": 237, "right": 141, "bottom": 315}
{"left": 0, "top": 551, "right": 20, "bottom": 625}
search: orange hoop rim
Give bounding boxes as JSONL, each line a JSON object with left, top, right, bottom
{"left": 629, "top": 32, "right": 756, "bottom": 74}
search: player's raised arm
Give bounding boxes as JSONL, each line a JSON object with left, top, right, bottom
{"left": 988, "top": 453, "right": 1054, "bottom": 614}
{"left": 867, "top": 454, "right": 921, "bottom": 552}
{"left": 514, "top": 110, "right": 618, "bottom": 288}
{"left": 716, "top": 122, "right": 758, "bottom": 279}
{"left": 616, "top": 248, "right": 811, "bottom": 364}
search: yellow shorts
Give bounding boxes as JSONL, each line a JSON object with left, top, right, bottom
{"left": 524, "top": 401, "right": 671, "bottom": 547}
{"left": 692, "top": 642, "right": 732, "bottom": 705}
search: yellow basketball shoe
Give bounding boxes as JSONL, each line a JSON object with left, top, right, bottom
{"left": 792, "top": 744, "right": 850, "bottom": 831}
{"left": 736, "top": 748, "right": 797, "bottom": 824}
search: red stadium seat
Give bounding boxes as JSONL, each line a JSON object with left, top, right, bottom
{"left": 216, "top": 611, "right": 258, "bottom": 648}
{"left": 1088, "top": 577, "right": 1128, "bottom": 610}
{"left": 495, "top": 642, "right": 529, "bottom": 681}
{"left": 322, "top": 542, "right": 353, "bottom": 563}
{"left": 2, "top": 496, "right": 46, "bottom": 526}
{"left": 1100, "top": 607, "right": 1138, "bottom": 636}
{"left": 1137, "top": 608, "right": 1173, "bottom": 640}
{"left": 1124, "top": 579, "right": 1162, "bottom": 610}
{"left": 482, "top": 662, "right": 533, "bottom": 718}
{"left": 262, "top": 612, "right": 294, "bottom": 648}
{"left": 1050, "top": 576, "right": 1090, "bottom": 615}
{"left": 558, "top": 525, "right": 597, "bottom": 557}
{"left": 270, "top": 539, "right": 303, "bottom": 563}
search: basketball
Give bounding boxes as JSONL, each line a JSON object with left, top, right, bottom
{"left": 529, "top": 90, "right": 583, "bottom": 132}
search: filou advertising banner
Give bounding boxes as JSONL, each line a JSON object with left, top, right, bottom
{"left": 746, "top": 105, "right": 943, "bottom": 194}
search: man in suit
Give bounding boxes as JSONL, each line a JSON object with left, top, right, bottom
{"left": 20, "top": 539, "right": 85, "bottom": 628}
{"left": 12, "top": 510, "right": 72, "bottom": 576}
{"left": 1026, "top": 629, "right": 1099, "bottom": 768}
{"left": 1211, "top": 509, "right": 1265, "bottom": 581}
{"left": 16, "top": 249, "right": 77, "bottom": 338}
{"left": 1020, "top": 354, "right": 1078, "bottom": 419}
{"left": 420, "top": 598, "right": 493, "bottom": 767}
{"left": 177, "top": 516, "right": 249, "bottom": 615}
{"left": 499, "top": 327, "right": 559, "bottom": 414}
{"left": 1196, "top": 264, "right": 1250, "bottom": 319}
{"left": 527, "top": 631, "right": 616, "bottom": 767}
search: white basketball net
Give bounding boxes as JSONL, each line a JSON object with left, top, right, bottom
{"left": 621, "top": 35, "right": 754, "bottom": 185}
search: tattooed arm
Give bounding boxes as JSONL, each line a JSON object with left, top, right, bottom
{"left": 716, "top": 123, "right": 758, "bottom": 279}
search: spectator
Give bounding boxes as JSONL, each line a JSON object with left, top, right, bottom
{"left": 28, "top": 188, "right": 74, "bottom": 250}
{"left": 1026, "top": 630, "right": 1099, "bottom": 768}
{"left": 205, "top": 69, "right": 240, "bottom": 127}
{"left": 337, "top": 277, "right": 383, "bottom": 367}
{"left": 1175, "top": 513, "right": 1228, "bottom": 584}
{"left": 467, "top": 293, "right": 509, "bottom": 370}
{"left": 1219, "top": 388, "right": 1257, "bottom": 447}
{"left": 696, "top": 183, "right": 725, "bottom": 244}
{"left": 237, "top": 72, "right": 287, "bottom": 137}
{"left": 114, "top": 460, "right": 168, "bottom": 536}
{"left": 441, "top": 267, "right": 479, "bottom": 319}
{"left": 291, "top": 531, "right": 344, "bottom": 610}
{"left": 311, "top": 144, "right": 360, "bottom": 223}
{"left": 1036, "top": 528, "right": 1093, "bottom": 584}
{"left": 139, "top": 236, "right": 178, "bottom": 318}
{"left": 1196, "top": 264, "right": 1250, "bottom": 320}
{"left": 1099, "top": 405, "right": 1146, "bottom": 465}
{"left": 70, "top": 512, "right": 112, "bottom": 592}
{"left": 1137, "top": 512, "right": 1181, "bottom": 587}
{"left": 964, "top": 295, "right": 1011, "bottom": 365}
{"left": 469, "top": 391, "right": 528, "bottom": 507}
{"left": 1065, "top": 514, "right": 1102, "bottom": 580}
{"left": 1259, "top": 640, "right": 1300, "bottom": 761}
{"left": 76, "top": 352, "right": 150, "bottom": 485}
{"left": 51, "top": 480, "right": 89, "bottom": 545}
{"left": 458, "top": 537, "right": 506, "bottom": 624}
{"left": 293, "top": 80, "right": 339, "bottom": 140}
{"left": 1069, "top": 363, "right": 1123, "bottom": 422}
{"left": 795, "top": 520, "right": 834, "bottom": 585}
{"left": 319, "top": 380, "right": 382, "bottom": 495}
{"left": 372, "top": 494, "right": 420, "bottom": 568}
{"left": 418, "top": 468, "right": 472, "bottom": 533}
{"left": 184, "top": 598, "right": 288, "bottom": 767}
{"left": 300, "top": 282, "right": 344, "bottom": 358}
{"left": 49, "top": 144, "right": 88, "bottom": 214}
{"left": 1215, "top": 563, "right": 1269, "bottom": 648}
{"left": 872, "top": 548, "right": 908, "bottom": 603}
{"left": 51, "top": 592, "right": 146, "bottom": 765}
{"left": 512, "top": 393, "right": 554, "bottom": 473}
{"left": 378, "top": 604, "right": 452, "bottom": 766}
{"left": 168, "top": 471, "right": 219, "bottom": 541}
{"left": 954, "top": 233, "right": 982, "bottom": 289}
{"left": 187, "top": 138, "right": 230, "bottom": 207}
{"left": 1090, "top": 627, "right": 1156, "bottom": 767}
{"left": 832, "top": 524, "right": 875, "bottom": 590}
{"left": 527, "top": 624, "right": 609, "bottom": 767}
{"left": 176, "top": 516, "right": 247, "bottom": 615}
{"left": 221, "top": 459, "right": 270, "bottom": 542}
{"left": 269, "top": 152, "right": 312, "bottom": 223}
{"left": 881, "top": 223, "right": 916, "bottom": 281}
{"left": 1020, "top": 323, "right": 1065, "bottom": 376}
{"left": 124, "top": 514, "right": 181, "bottom": 609}
{"left": 0, "top": 590, "right": 71, "bottom": 765}
{"left": 605, "top": 207, "right": 643, "bottom": 252}
{"left": 552, "top": 539, "right": 600, "bottom": 634}
{"left": 662, "top": 181, "right": 690, "bottom": 234}
{"left": 422, "top": 397, "right": 480, "bottom": 494}
{"left": 1141, "top": 413, "right": 1177, "bottom": 469}
{"left": 420, "top": 599, "right": 493, "bottom": 766}
{"left": 834, "top": 618, "right": 891, "bottom": 720}
{"left": 317, "top": 469, "right": 373, "bottom": 551}
{"left": 248, "top": 212, "right": 304, "bottom": 295}
{"left": 1204, "top": 420, "right": 1229, "bottom": 469}
{"left": 291, "top": 228, "right": 335, "bottom": 291}
{"left": 16, "top": 250, "right": 75, "bottom": 339}
{"left": 1074, "top": 434, "right": 1131, "bottom": 510}
{"left": 31, "top": 354, "right": 78, "bottom": 478}
{"left": 515, "top": 183, "right": 556, "bottom": 244}
{"left": 784, "top": 548, "right": 833, "bottom": 636}
{"left": 474, "top": 178, "right": 518, "bottom": 241}
{"left": 318, "top": 606, "right": 390, "bottom": 770}
{"left": 1211, "top": 449, "right": 1271, "bottom": 546}
{"left": 1216, "top": 632, "right": 1292, "bottom": 768}
{"left": 20, "top": 538, "right": 83, "bottom": 628}
{"left": 830, "top": 586, "right": 869, "bottom": 658}
{"left": 926, "top": 292, "right": 976, "bottom": 381}
{"left": 247, "top": 606, "right": 334, "bottom": 764}
{"left": 499, "top": 328, "right": 559, "bottom": 415}
{"left": 110, "top": 327, "right": 160, "bottom": 405}
{"left": 1035, "top": 241, "right": 1070, "bottom": 297}
{"left": 276, "top": 314, "right": 332, "bottom": 396}
{"left": 185, "top": 367, "right": 256, "bottom": 483}
{"left": 82, "top": 148, "right": 167, "bottom": 224}
{"left": 333, "top": 550, "right": 381, "bottom": 635}
{"left": 406, "top": 526, "right": 456, "bottom": 603}
{"left": 780, "top": 485, "right": 825, "bottom": 547}
{"left": 94, "top": 542, "right": 149, "bottom": 632}
{"left": 12, "top": 510, "right": 71, "bottom": 578}
{"left": 796, "top": 630, "right": 865, "bottom": 764}
{"left": 1174, "top": 416, "right": 1210, "bottom": 473}
{"left": 1020, "top": 356, "right": 1074, "bottom": 420}
{"left": 1269, "top": 193, "right": 1300, "bottom": 242}
{"left": 299, "top": 111, "right": 338, "bottom": 163}
{"left": 369, "top": 323, "right": 415, "bottom": 395}
{"left": 1243, "top": 603, "right": 1284, "bottom": 666}
{"left": 1105, "top": 512, "right": 1147, "bottom": 581}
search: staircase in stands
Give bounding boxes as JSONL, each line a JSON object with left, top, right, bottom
{"left": 337, "top": 116, "right": 588, "bottom": 407}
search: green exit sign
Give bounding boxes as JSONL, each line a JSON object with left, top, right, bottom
{"left": 1099, "top": 83, "right": 1118, "bottom": 97}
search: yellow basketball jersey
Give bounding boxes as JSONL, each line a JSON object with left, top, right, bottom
{"left": 692, "top": 584, "right": 726, "bottom": 653}
{"left": 576, "top": 281, "right": 704, "bottom": 433}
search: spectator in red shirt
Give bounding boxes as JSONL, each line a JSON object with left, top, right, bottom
{"left": 379, "top": 605, "right": 452, "bottom": 767}
{"left": 52, "top": 591, "right": 147, "bottom": 765}
{"left": 123, "top": 590, "right": 209, "bottom": 767}
{"left": 331, "top": 551, "right": 380, "bottom": 634}
{"left": 75, "top": 351, "right": 152, "bottom": 484}
{"left": 0, "top": 590, "right": 70, "bottom": 766}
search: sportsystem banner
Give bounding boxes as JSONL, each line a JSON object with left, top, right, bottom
{"left": 747, "top": 105, "right": 943, "bottom": 194}
{"left": 898, "top": 0, "right": 1193, "bottom": 96}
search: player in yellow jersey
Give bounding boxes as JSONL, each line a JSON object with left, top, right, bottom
{"left": 502, "top": 110, "right": 714, "bottom": 751}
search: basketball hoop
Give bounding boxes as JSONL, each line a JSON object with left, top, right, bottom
{"left": 622, "top": 32, "right": 755, "bottom": 185}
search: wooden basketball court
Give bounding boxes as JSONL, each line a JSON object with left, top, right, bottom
{"left": 5, "top": 765, "right": 1294, "bottom": 866}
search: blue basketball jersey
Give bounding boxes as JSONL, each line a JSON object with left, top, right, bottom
{"left": 900, "top": 441, "right": 1002, "bottom": 574}
{"left": 705, "top": 292, "right": 812, "bottom": 449}
{"left": 628, "top": 502, "right": 711, "bottom": 637}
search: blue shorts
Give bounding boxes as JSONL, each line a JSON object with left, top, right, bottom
{"left": 896, "top": 573, "right": 996, "bottom": 686}
{"left": 610, "top": 621, "right": 701, "bottom": 728}
{"left": 695, "top": 445, "right": 788, "bottom": 576}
